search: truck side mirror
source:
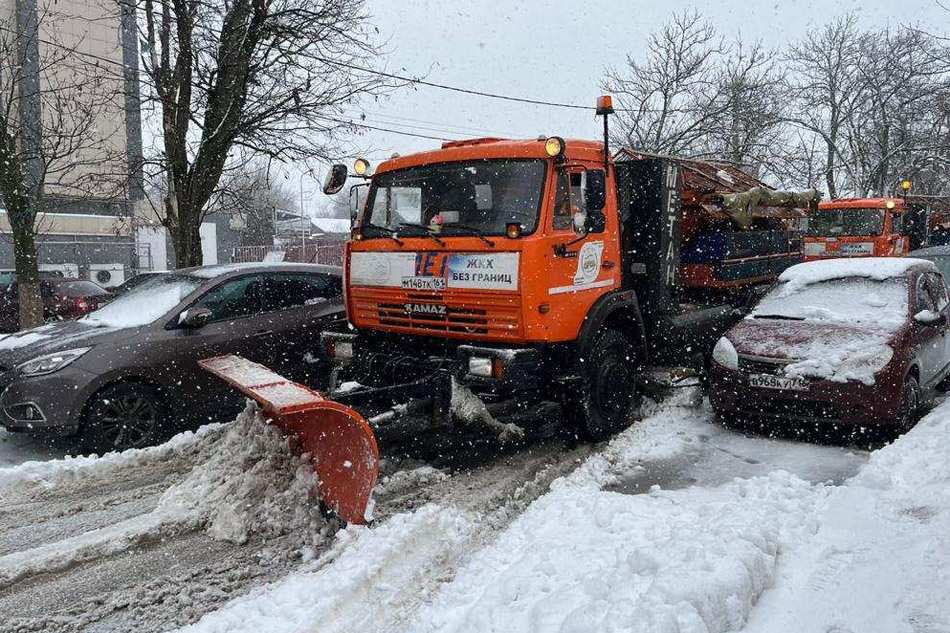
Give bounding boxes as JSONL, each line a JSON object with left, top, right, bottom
{"left": 323, "top": 164, "right": 348, "bottom": 195}
{"left": 585, "top": 169, "right": 606, "bottom": 211}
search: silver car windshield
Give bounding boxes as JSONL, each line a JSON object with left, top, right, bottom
{"left": 82, "top": 274, "right": 203, "bottom": 328}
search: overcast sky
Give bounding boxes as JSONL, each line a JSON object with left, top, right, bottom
{"left": 302, "top": 0, "right": 949, "bottom": 214}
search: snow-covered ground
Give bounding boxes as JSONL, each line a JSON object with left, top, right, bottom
{"left": 0, "top": 392, "right": 947, "bottom": 633}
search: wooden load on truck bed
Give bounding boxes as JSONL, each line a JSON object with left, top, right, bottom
{"left": 616, "top": 150, "right": 817, "bottom": 291}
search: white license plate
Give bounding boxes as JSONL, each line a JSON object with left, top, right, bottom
{"left": 748, "top": 373, "right": 809, "bottom": 391}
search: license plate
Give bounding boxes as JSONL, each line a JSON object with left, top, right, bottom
{"left": 748, "top": 373, "right": 808, "bottom": 391}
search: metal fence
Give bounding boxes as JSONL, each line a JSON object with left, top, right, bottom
{"left": 231, "top": 237, "right": 345, "bottom": 266}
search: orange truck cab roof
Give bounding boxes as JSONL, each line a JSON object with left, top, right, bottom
{"left": 374, "top": 137, "right": 606, "bottom": 174}
{"left": 818, "top": 197, "right": 906, "bottom": 212}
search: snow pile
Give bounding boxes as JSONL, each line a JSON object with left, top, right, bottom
{"left": 754, "top": 276, "right": 908, "bottom": 326}
{"left": 778, "top": 256, "right": 933, "bottom": 290}
{"left": 0, "top": 325, "right": 53, "bottom": 350}
{"left": 781, "top": 334, "right": 893, "bottom": 385}
{"left": 157, "top": 403, "right": 329, "bottom": 546}
{"left": 0, "top": 422, "right": 226, "bottom": 494}
{"left": 410, "top": 410, "right": 821, "bottom": 633}
{"left": 176, "top": 504, "right": 475, "bottom": 633}
{"left": 744, "top": 399, "right": 950, "bottom": 633}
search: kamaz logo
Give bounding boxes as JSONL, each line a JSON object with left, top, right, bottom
{"left": 404, "top": 303, "right": 447, "bottom": 316}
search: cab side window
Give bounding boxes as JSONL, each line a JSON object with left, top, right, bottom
{"left": 200, "top": 275, "right": 265, "bottom": 322}
{"left": 891, "top": 212, "right": 904, "bottom": 233}
{"left": 553, "top": 170, "right": 586, "bottom": 231}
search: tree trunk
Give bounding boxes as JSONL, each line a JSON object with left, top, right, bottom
{"left": 170, "top": 213, "right": 204, "bottom": 268}
{"left": 12, "top": 227, "right": 44, "bottom": 330}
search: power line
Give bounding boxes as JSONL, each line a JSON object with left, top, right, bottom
{"left": 318, "top": 57, "right": 623, "bottom": 112}
{"left": 316, "top": 113, "right": 455, "bottom": 141}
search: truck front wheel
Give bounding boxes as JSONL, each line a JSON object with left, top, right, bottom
{"left": 569, "top": 329, "right": 640, "bottom": 441}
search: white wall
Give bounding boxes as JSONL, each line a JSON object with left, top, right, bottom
{"left": 136, "top": 226, "right": 169, "bottom": 271}
{"left": 200, "top": 222, "right": 218, "bottom": 265}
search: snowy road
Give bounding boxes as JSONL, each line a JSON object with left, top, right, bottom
{"left": 3, "top": 390, "right": 943, "bottom": 633}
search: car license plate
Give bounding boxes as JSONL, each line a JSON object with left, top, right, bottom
{"left": 748, "top": 373, "right": 808, "bottom": 391}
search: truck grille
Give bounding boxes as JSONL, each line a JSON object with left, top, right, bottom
{"left": 350, "top": 287, "right": 522, "bottom": 341}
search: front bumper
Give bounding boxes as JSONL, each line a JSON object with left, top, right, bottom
{"left": 709, "top": 362, "right": 902, "bottom": 427}
{"left": 0, "top": 365, "right": 99, "bottom": 434}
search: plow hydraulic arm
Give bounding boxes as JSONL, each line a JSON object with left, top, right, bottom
{"left": 199, "top": 355, "right": 380, "bottom": 525}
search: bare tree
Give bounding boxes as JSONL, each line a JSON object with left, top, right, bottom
{"left": 214, "top": 166, "right": 296, "bottom": 246}
{"left": 785, "top": 15, "right": 863, "bottom": 198}
{"left": 604, "top": 12, "right": 786, "bottom": 173}
{"left": 135, "top": 0, "right": 392, "bottom": 267}
{"left": 604, "top": 11, "right": 725, "bottom": 155}
{"left": 0, "top": 4, "right": 126, "bottom": 328}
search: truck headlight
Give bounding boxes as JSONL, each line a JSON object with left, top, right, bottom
{"left": 18, "top": 347, "right": 91, "bottom": 377}
{"left": 711, "top": 337, "right": 739, "bottom": 371}
{"left": 468, "top": 356, "right": 493, "bottom": 377}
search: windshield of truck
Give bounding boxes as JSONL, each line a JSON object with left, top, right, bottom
{"left": 806, "top": 208, "right": 886, "bottom": 237}
{"left": 753, "top": 277, "right": 908, "bottom": 327}
{"left": 361, "top": 159, "right": 546, "bottom": 237}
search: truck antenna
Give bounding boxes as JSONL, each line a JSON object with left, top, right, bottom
{"left": 596, "top": 95, "right": 615, "bottom": 169}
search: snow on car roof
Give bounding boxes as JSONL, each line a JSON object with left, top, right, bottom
{"left": 778, "top": 257, "right": 935, "bottom": 287}
{"left": 187, "top": 262, "right": 341, "bottom": 279}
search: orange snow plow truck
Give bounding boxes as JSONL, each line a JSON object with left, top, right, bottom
{"left": 201, "top": 98, "right": 817, "bottom": 524}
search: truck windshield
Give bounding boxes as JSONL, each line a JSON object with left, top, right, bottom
{"left": 361, "top": 159, "right": 546, "bottom": 237}
{"left": 806, "top": 209, "right": 886, "bottom": 237}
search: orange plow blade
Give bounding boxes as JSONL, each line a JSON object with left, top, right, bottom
{"left": 199, "top": 355, "right": 379, "bottom": 525}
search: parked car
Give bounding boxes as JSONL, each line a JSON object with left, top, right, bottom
{"left": 0, "top": 263, "right": 345, "bottom": 451}
{"left": 0, "top": 279, "right": 112, "bottom": 332}
{"left": 111, "top": 270, "right": 170, "bottom": 295}
{"left": 709, "top": 257, "right": 950, "bottom": 432}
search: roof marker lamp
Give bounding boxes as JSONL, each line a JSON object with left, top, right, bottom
{"left": 900, "top": 179, "right": 912, "bottom": 193}
{"left": 886, "top": 199, "right": 896, "bottom": 210}
{"left": 544, "top": 136, "right": 565, "bottom": 160}
{"left": 506, "top": 223, "right": 523, "bottom": 239}
{"left": 353, "top": 158, "right": 371, "bottom": 177}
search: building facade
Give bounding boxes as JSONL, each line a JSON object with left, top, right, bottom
{"left": 0, "top": 0, "right": 144, "bottom": 287}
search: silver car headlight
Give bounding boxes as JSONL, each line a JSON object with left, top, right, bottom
{"left": 18, "top": 347, "right": 91, "bottom": 377}
{"left": 711, "top": 337, "right": 739, "bottom": 371}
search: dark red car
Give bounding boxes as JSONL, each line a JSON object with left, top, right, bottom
{"left": 0, "top": 279, "right": 112, "bottom": 332}
{"left": 709, "top": 257, "right": 950, "bottom": 431}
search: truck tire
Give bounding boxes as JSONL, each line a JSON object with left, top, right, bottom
{"left": 569, "top": 329, "right": 640, "bottom": 441}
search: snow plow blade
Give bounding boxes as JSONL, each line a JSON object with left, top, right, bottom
{"left": 199, "top": 355, "right": 379, "bottom": 525}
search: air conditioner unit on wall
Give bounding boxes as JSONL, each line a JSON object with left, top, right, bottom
{"left": 88, "top": 263, "right": 126, "bottom": 288}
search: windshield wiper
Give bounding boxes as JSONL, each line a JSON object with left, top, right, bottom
{"left": 753, "top": 314, "right": 805, "bottom": 321}
{"left": 362, "top": 223, "right": 404, "bottom": 246}
{"left": 398, "top": 222, "right": 445, "bottom": 246}
{"left": 441, "top": 224, "right": 496, "bottom": 247}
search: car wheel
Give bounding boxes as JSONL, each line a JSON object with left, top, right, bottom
{"left": 897, "top": 373, "right": 921, "bottom": 431}
{"left": 568, "top": 329, "right": 640, "bottom": 441}
{"left": 82, "top": 382, "right": 167, "bottom": 452}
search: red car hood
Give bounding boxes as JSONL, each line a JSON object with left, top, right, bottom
{"left": 727, "top": 317, "right": 900, "bottom": 385}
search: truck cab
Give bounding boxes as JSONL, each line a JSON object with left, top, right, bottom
{"left": 321, "top": 134, "right": 812, "bottom": 441}
{"left": 804, "top": 198, "right": 908, "bottom": 260}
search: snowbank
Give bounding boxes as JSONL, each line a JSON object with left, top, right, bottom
{"left": 0, "top": 422, "right": 226, "bottom": 494}
{"left": 778, "top": 257, "right": 933, "bottom": 288}
{"left": 409, "top": 400, "right": 821, "bottom": 633}
{"left": 744, "top": 399, "right": 950, "bottom": 633}
{"left": 0, "top": 403, "right": 328, "bottom": 589}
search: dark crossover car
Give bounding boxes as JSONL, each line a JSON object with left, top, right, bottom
{"left": 710, "top": 257, "right": 950, "bottom": 431}
{"left": 0, "top": 263, "right": 345, "bottom": 451}
{"left": 0, "top": 278, "right": 112, "bottom": 332}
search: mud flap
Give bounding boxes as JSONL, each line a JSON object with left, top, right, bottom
{"left": 199, "top": 355, "right": 379, "bottom": 525}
